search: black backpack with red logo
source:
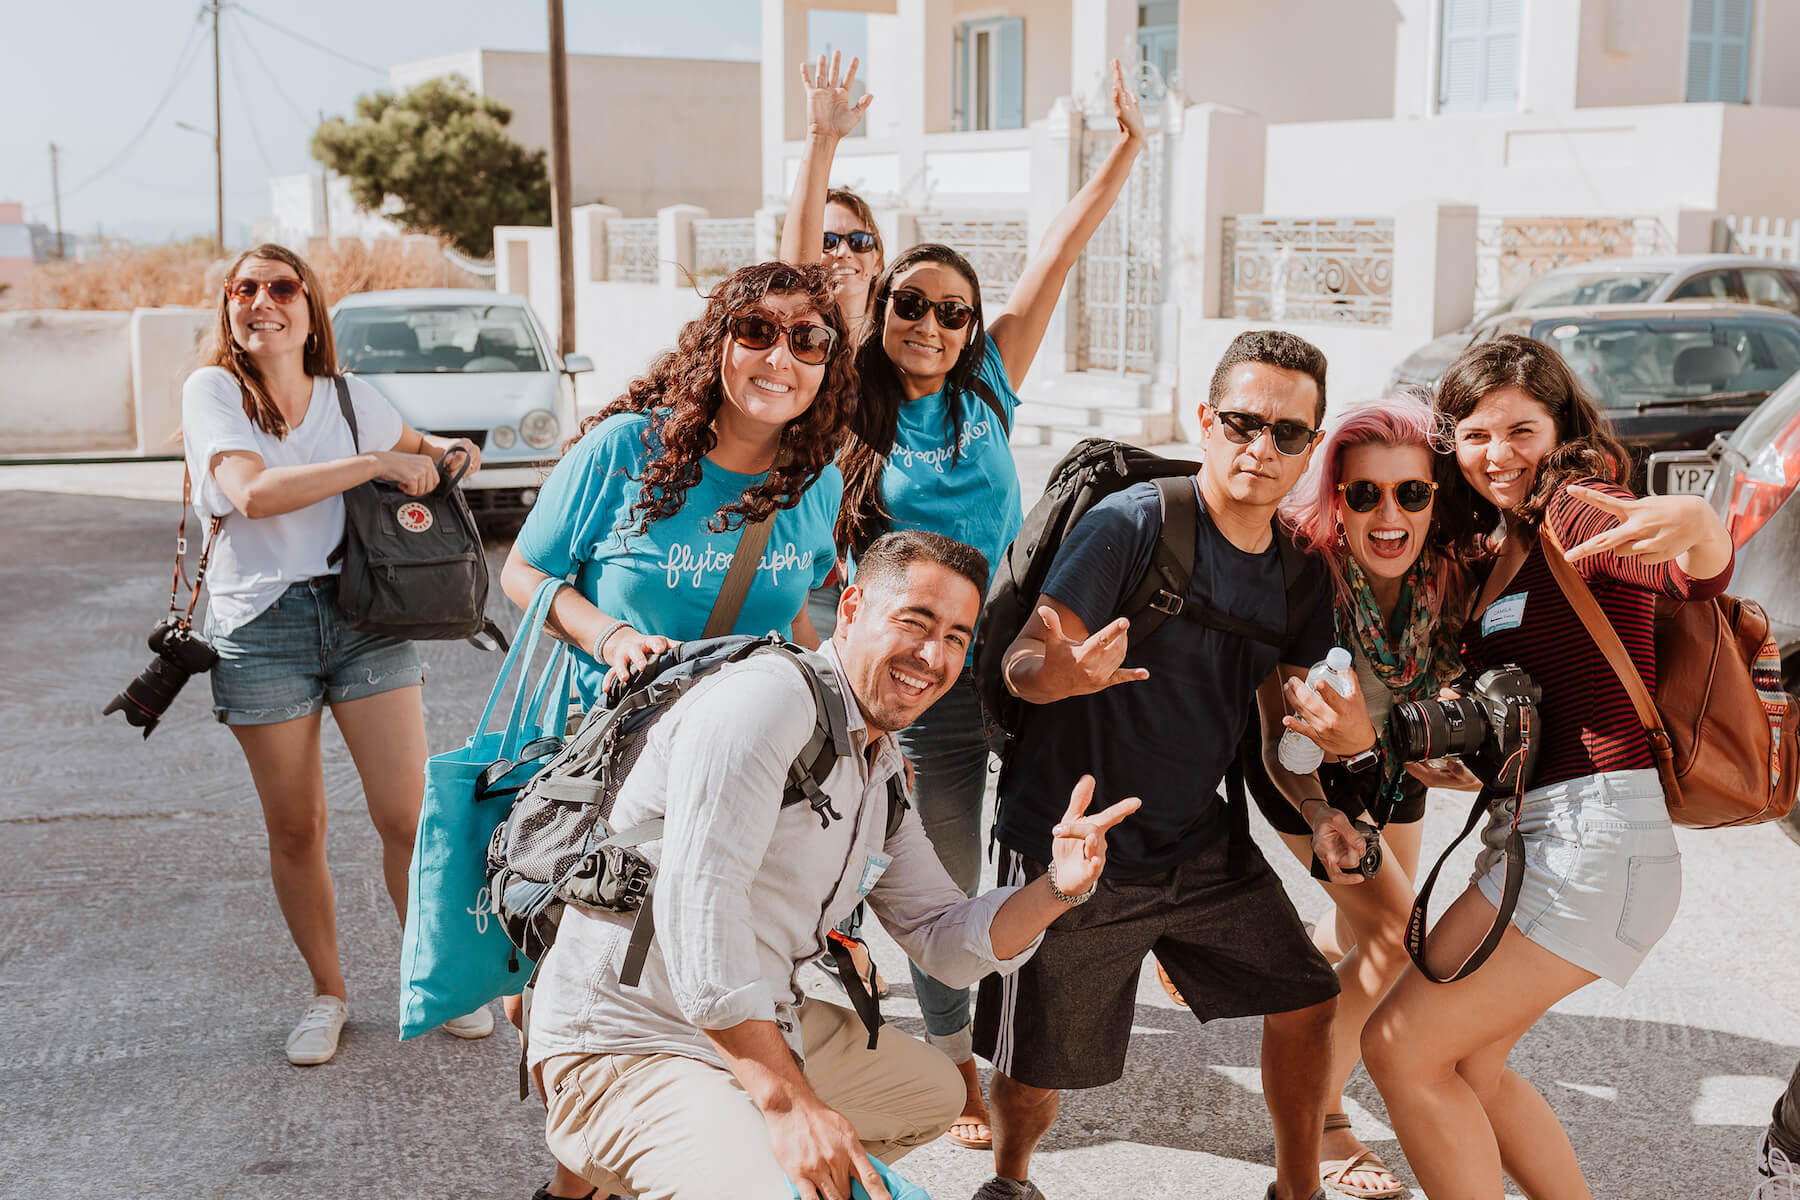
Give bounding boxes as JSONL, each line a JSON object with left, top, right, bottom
{"left": 331, "top": 376, "right": 505, "bottom": 646}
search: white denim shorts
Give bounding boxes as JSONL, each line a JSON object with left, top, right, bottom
{"left": 1472, "top": 767, "right": 1679, "bottom": 987}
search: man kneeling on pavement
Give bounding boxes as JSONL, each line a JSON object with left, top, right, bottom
{"left": 526, "top": 529, "right": 1139, "bottom": 1200}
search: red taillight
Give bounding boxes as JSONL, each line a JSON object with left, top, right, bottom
{"left": 1724, "top": 411, "right": 1800, "bottom": 549}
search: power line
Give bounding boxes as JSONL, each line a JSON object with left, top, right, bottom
{"left": 226, "top": 22, "right": 277, "bottom": 176}
{"left": 229, "top": 12, "right": 312, "bottom": 132}
{"left": 61, "top": 10, "right": 209, "bottom": 199}
{"left": 233, "top": 5, "right": 388, "bottom": 76}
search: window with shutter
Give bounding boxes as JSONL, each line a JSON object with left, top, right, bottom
{"left": 1687, "top": 0, "right": 1753, "bottom": 102}
{"left": 958, "top": 17, "right": 1026, "bottom": 132}
{"left": 1438, "top": 0, "right": 1521, "bottom": 114}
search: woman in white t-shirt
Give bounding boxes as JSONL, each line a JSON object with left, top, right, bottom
{"left": 181, "top": 243, "right": 488, "bottom": 1067}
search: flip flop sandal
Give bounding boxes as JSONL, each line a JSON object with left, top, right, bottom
{"left": 1155, "top": 960, "right": 1188, "bottom": 1007}
{"left": 945, "top": 1114, "right": 994, "bottom": 1150}
{"left": 1320, "top": 1148, "right": 1407, "bottom": 1199}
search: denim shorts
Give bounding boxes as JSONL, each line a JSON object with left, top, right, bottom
{"left": 208, "top": 576, "right": 423, "bottom": 726}
{"left": 1472, "top": 767, "right": 1679, "bottom": 987}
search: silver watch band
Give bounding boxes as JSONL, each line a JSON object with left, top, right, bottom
{"left": 1046, "top": 858, "right": 1096, "bottom": 906}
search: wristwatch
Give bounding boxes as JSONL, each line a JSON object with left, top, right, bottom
{"left": 1342, "top": 746, "right": 1381, "bottom": 775}
{"left": 1045, "top": 858, "right": 1096, "bottom": 906}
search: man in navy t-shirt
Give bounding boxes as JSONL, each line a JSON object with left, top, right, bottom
{"left": 969, "top": 331, "right": 1370, "bottom": 1200}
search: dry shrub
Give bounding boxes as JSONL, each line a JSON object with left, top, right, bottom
{"left": 3, "top": 236, "right": 486, "bottom": 311}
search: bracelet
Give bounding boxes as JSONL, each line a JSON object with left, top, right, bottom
{"left": 1000, "top": 650, "right": 1031, "bottom": 698}
{"left": 1045, "top": 858, "right": 1096, "bottom": 907}
{"left": 589, "top": 619, "right": 631, "bottom": 664}
{"left": 1298, "top": 797, "right": 1330, "bottom": 827}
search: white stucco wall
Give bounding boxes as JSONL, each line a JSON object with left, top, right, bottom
{"left": 1178, "top": 0, "right": 1397, "bottom": 122}
{"left": 1, "top": 312, "right": 135, "bottom": 453}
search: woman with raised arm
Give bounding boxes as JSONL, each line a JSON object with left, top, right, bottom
{"left": 1359, "top": 335, "right": 1734, "bottom": 1199}
{"left": 180, "top": 243, "right": 487, "bottom": 1067}
{"left": 780, "top": 53, "right": 884, "bottom": 340}
{"left": 797, "top": 57, "right": 1147, "bottom": 1153}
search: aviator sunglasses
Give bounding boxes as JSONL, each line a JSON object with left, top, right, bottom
{"left": 1213, "top": 410, "right": 1322, "bottom": 456}
{"left": 1339, "top": 479, "right": 1438, "bottom": 513}
{"left": 728, "top": 313, "right": 838, "bottom": 366}
{"left": 887, "top": 287, "right": 975, "bottom": 331}
{"left": 226, "top": 277, "right": 305, "bottom": 304}
{"left": 822, "top": 230, "right": 878, "bottom": 253}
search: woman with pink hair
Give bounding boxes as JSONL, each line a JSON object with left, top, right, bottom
{"left": 1251, "top": 389, "right": 1477, "bottom": 1199}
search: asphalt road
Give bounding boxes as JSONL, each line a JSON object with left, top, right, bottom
{"left": 1, "top": 475, "right": 1796, "bottom": 1200}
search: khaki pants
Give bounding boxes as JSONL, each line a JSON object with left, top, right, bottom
{"left": 542, "top": 999, "right": 962, "bottom": 1200}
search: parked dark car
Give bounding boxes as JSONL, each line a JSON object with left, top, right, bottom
{"left": 1697, "top": 373, "right": 1800, "bottom": 841}
{"left": 1463, "top": 303, "right": 1800, "bottom": 494}
{"left": 1391, "top": 254, "right": 1800, "bottom": 388}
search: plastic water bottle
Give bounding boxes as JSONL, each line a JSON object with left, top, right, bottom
{"left": 1278, "top": 646, "right": 1355, "bottom": 775}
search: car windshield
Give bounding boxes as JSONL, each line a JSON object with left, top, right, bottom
{"left": 334, "top": 304, "right": 548, "bottom": 374}
{"left": 1541, "top": 317, "right": 1800, "bottom": 408}
{"left": 1485, "top": 269, "right": 1669, "bottom": 320}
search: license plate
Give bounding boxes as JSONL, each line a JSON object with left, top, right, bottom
{"left": 1648, "top": 454, "right": 1715, "bottom": 497}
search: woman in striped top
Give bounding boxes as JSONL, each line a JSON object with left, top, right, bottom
{"left": 1360, "top": 334, "right": 1735, "bottom": 1199}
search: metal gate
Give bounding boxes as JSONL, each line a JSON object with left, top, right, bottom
{"left": 1075, "top": 121, "right": 1164, "bottom": 374}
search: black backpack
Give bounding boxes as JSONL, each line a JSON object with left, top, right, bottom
{"left": 330, "top": 377, "right": 505, "bottom": 646}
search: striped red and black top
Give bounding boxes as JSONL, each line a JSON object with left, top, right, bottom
{"left": 1461, "top": 478, "right": 1734, "bottom": 789}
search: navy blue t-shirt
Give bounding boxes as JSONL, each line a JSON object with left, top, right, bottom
{"left": 995, "top": 481, "right": 1332, "bottom": 879}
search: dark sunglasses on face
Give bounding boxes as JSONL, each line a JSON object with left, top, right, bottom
{"left": 1214, "top": 409, "right": 1321, "bottom": 456}
{"left": 822, "top": 230, "right": 878, "bottom": 253}
{"left": 887, "top": 287, "right": 975, "bottom": 331}
{"left": 1339, "top": 479, "right": 1438, "bottom": 513}
{"left": 728, "top": 313, "right": 837, "bottom": 366}
{"left": 226, "top": 277, "right": 305, "bottom": 304}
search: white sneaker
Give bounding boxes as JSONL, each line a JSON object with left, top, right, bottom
{"left": 1755, "top": 1130, "right": 1800, "bottom": 1200}
{"left": 285, "top": 995, "right": 348, "bottom": 1066}
{"left": 440, "top": 1004, "right": 496, "bottom": 1040}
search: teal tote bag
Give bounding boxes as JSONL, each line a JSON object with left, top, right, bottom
{"left": 398, "top": 577, "right": 569, "bottom": 1038}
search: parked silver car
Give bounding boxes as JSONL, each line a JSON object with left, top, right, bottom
{"left": 1391, "top": 254, "right": 1800, "bottom": 388}
{"left": 330, "top": 289, "right": 592, "bottom": 521}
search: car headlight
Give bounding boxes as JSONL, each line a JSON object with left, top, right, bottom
{"left": 520, "top": 409, "right": 559, "bottom": 449}
{"left": 490, "top": 424, "right": 518, "bottom": 449}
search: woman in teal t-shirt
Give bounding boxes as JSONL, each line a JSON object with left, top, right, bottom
{"left": 790, "top": 57, "right": 1149, "bottom": 1153}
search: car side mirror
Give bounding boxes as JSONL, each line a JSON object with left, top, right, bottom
{"left": 562, "top": 353, "right": 595, "bottom": 374}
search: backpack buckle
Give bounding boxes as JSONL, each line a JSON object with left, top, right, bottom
{"left": 1147, "top": 589, "right": 1185, "bottom": 616}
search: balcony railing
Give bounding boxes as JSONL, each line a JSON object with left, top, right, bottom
{"left": 1221, "top": 216, "right": 1395, "bottom": 327}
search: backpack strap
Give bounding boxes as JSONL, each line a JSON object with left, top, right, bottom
{"left": 701, "top": 514, "right": 776, "bottom": 639}
{"left": 595, "top": 817, "right": 665, "bottom": 988}
{"left": 333, "top": 375, "right": 360, "bottom": 451}
{"left": 965, "top": 372, "right": 1012, "bottom": 436}
{"left": 768, "top": 643, "right": 853, "bottom": 828}
{"left": 1121, "top": 475, "right": 1199, "bottom": 645}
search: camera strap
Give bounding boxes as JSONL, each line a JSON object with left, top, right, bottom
{"left": 170, "top": 466, "right": 224, "bottom": 629}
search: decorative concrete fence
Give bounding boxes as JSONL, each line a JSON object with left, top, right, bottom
{"left": 1717, "top": 215, "right": 1800, "bottom": 262}
{"left": 1220, "top": 216, "right": 1396, "bottom": 327}
{"left": 1472, "top": 215, "right": 1675, "bottom": 313}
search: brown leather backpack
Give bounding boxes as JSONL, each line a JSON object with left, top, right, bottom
{"left": 1541, "top": 526, "right": 1797, "bottom": 829}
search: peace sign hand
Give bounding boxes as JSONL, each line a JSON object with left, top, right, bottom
{"left": 1560, "top": 484, "right": 1719, "bottom": 567}
{"left": 800, "top": 51, "right": 872, "bottom": 141}
{"left": 1037, "top": 606, "right": 1150, "bottom": 696}
{"left": 1048, "top": 775, "right": 1141, "bottom": 899}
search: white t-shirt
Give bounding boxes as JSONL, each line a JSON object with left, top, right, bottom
{"left": 181, "top": 367, "right": 405, "bottom": 636}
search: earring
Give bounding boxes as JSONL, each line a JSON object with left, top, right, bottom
{"left": 1334, "top": 520, "right": 1346, "bottom": 547}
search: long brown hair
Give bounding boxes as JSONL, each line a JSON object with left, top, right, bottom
{"left": 826, "top": 186, "right": 884, "bottom": 313}
{"left": 1433, "top": 333, "right": 1630, "bottom": 560}
{"left": 576, "top": 260, "right": 856, "bottom": 535}
{"left": 202, "top": 243, "right": 337, "bottom": 438}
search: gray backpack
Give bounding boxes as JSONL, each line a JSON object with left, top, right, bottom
{"left": 330, "top": 377, "right": 504, "bottom": 646}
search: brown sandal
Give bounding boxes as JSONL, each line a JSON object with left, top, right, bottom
{"left": 1319, "top": 1112, "right": 1405, "bottom": 1199}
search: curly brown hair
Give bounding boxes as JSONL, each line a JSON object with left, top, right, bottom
{"left": 203, "top": 243, "right": 338, "bottom": 437}
{"left": 574, "top": 260, "right": 856, "bottom": 535}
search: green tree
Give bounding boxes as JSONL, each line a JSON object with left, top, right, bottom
{"left": 311, "top": 76, "right": 550, "bottom": 259}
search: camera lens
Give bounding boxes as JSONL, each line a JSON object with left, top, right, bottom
{"left": 1391, "top": 694, "right": 1488, "bottom": 762}
{"left": 103, "top": 656, "right": 195, "bottom": 738}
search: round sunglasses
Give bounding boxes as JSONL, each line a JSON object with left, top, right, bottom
{"left": 1338, "top": 479, "right": 1438, "bottom": 513}
{"left": 887, "top": 287, "right": 974, "bottom": 331}
{"left": 823, "top": 230, "right": 878, "bottom": 253}
{"left": 1214, "top": 410, "right": 1321, "bottom": 456}
{"left": 226, "top": 277, "right": 305, "bottom": 304}
{"left": 728, "top": 313, "right": 837, "bottom": 366}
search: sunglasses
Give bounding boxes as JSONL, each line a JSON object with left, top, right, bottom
{"left": 728, "top": 313, "right": 837, "bottom": 366}
{"left": 1339, "top": 479, "right": 1438, "bottom": 513}
{"left": 822, "top": 230, "right": 878, "bottom": 253}
{"left": 888, "top": 288, "right": 975, "bottom": 331}
{"left": 1214, "top": 410, "right": 1322, "bottom": 456}
{"left": 226, "top": 277, "right": 305, "bottom": 304}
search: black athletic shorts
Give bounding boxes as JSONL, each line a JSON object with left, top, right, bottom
{"left": 972, "top": 834, "right": 1339, "bottom": 1091}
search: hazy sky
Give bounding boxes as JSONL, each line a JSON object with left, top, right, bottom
{"left": 0, "top": 0, "right": 794, "bottom": 243}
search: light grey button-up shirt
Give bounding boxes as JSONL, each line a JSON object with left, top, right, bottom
{"left": 528, "top": 641, "right": 1039, "bottom": 1069}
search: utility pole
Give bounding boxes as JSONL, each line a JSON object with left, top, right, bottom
{"left": 210, "top": 1, "right": 224, "bottom": 254}
{"left": 48, "top": 143, "right": 65, "bottom": 259}
{"left": 317, "top": 110, "right": 331, "bottom": 242}
{"left": 547, "top": 0, "right": 576, "bottom": 358}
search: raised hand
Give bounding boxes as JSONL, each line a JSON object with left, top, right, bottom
{"left": 800, "top": 51, "right": 872, "bottom": 141}
{"left": 1109, "top": 57, "right": 1146, "bottom": 142}
{"left": 1036, "top": 605, "right": 1150, "bottom": 696}
{"left": 1560, "top": 484, "right": 1723, "bottom": 566}
{"left": 1047, "top": 775, "right": 1141, "bottom": 898}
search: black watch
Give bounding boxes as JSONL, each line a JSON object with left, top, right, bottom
{"left": 1343, "top": 747, "right": 1380, "bottom": 775}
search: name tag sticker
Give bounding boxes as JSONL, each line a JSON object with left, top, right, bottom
{"left": 857, "top": 853, "right": 892, "bottom": 896}
{"left": 1482, "top": 592, "right": 1528, "bottom": 637}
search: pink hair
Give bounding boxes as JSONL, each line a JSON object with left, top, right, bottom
{"left": 1281, "top": 390, "right": 1465, "bottom": 620}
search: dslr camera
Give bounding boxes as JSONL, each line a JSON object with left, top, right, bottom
{"left": 1390, "top": 663, "right": 1542, "bottom": 794}
{"left": 104, "top": 615, "right": 219, "bottom": 738}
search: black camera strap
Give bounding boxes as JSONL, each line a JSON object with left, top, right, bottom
{"left": 171, "top": 466, "right": 224, "bottom": 631}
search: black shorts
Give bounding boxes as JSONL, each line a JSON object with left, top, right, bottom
{"left": 1247, "top": 754, "right": 1427, "bottom": 838}
{"left": 972, "top": 835, "right": 1339, "bottom": 1091}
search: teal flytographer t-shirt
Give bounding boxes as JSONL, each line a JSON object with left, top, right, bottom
{"left": 877, "top": 336, "right": 1022, "bottom": 657}
{"left": 515, "top": 412, "right": 841, "bottom": 705}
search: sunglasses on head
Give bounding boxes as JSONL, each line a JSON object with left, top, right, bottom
{"left": 728, "top": 313, "right": 837, "bottom": 366}
{"left": 226, "top": 277, "right": 305, "bottom": 304}
{"left": 1213, "top": 409, "right": 1321, "bottom": 456}
{"left": 887, "top": 287, "right": 975, "bottom": 331}
{"left": 1339, "top": 479, "right": 1438, "bottom": 513}
{"left": 822, "top": 230, "right": 878, "bottom": 253}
